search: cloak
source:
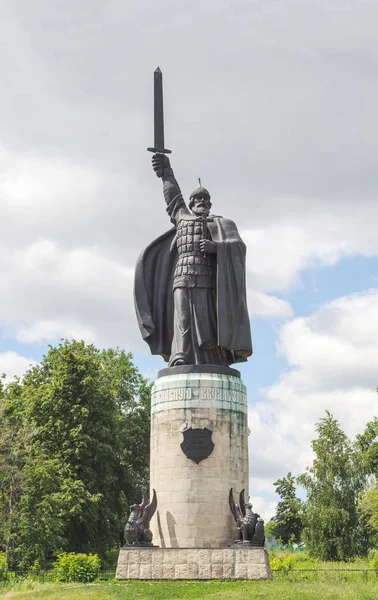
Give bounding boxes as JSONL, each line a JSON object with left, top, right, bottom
{"left": 134, "top": 216, "right": 252, "bottom": 364}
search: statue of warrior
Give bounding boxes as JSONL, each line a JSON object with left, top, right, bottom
{"left": 124, "top": 490, "right": 157, "bottom": 547}
{"left": 229, "top": 488, "right": 265, "bottom": 547}
{"left": 134, "top": 153, "right": 252, "bottom": 367}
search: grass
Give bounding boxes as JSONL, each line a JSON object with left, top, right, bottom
{"left": 1, "top": 552, "right": 377, "bottom": 599}
{"left": 1, "top": 579, "right": 378, "bottom": 600}
{"left": 269, "top": 550, "right": 372, "bottom": 568}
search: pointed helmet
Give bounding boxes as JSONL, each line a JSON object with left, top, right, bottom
{"left": 189, "top": 178, "right": 211, "bottom": 208}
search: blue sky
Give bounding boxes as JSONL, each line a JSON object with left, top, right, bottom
{"left": 1, "top": 0, "right": 378, "bottom": 520}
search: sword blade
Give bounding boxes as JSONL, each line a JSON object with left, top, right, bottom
{"left": 154, "top": 67, "right": 164, "bottom": 150}
{"left": 147, "top": 67, "right": 171, "bottom": 154}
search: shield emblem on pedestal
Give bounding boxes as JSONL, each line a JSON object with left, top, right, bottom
{"left": 180, "top": 427, "right": 214, "bottom": 464}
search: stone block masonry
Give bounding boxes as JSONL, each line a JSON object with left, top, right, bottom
{"left": 116, "top": 547, "right": 272, "bottom": 580}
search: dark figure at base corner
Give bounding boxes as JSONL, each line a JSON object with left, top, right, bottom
{"left": 124, "top": 490, "right": 157, "bottom": 547}
{"left": 229, "top": 488, "right": 265, "bottom": 547}
{"left": 134, "top": 154, "right": 252, "bottom": 367}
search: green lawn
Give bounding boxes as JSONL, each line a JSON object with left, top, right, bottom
{"left": 1, "top": 580, "right": 378, "bottom": 600}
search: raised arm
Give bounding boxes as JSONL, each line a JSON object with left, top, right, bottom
{"left": 151, "top": 154, "right": 189, "bottom": 225}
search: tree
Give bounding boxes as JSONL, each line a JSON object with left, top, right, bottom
{"left": 359, "top": 484, "right": 378, "bottom": 535}
{"left": 298, "top": 411, "right": 366, "bottom": 561}
{"left": 355, "top": 417, "right": 378, "bottom": 541}
{"left": 270, "top": 472, "right": 303, "bottom": 545}
{"left": 355, "top": 417, "right": 378, "bottom": 477}
{"left": 0, "top": 341, "right": 151, "bottom": 568}
{"left": 264, "top": 520, "right": 276, "bottom": 538}
{"left": 0, "top": 377, "right": 29, "bottom": 564}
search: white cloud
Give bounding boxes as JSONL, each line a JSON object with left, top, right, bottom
{"left": 276, "top": 290, "right": 378, "bottom": 392}
{"left": 0, "top": 351, "right": 36, "bottom": 381}
{"left": 0, "top": 145, "right": 106, "bottom": 248}
{"left": 0, "top": 2, "right": 378, "bottom": 342}
{"left": 240, "top": 192, "right": 378, "bottom": 296}
{"left": 248, "top": 290, "right": 293, "bottom": 319}
{"left": 249, "top": 495, "right": 277, "bottom": 524}
{"left": 248, "top": 289, "right": 378, "bottom": 499}
{"left": 243, "top": 221, "right": 348, "bottom": 292}
{"left": 0, "top": 239, "right": 138, "bottom": 348}
{"left": 243, "top": 211, "right": 366, "bottom": 294}
{"left": 1, "top": 148, "right": 99, "bottom": 209}
{"left": 15, "top": 320, "right": 94, "bottom": 345}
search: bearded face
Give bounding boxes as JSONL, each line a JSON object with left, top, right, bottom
{"left": 190, "top": 195, "right": 212, "bottom": 216}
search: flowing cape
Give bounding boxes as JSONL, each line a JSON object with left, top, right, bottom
{"left": 134, "top": 216, "right": 252, "bottom": 363}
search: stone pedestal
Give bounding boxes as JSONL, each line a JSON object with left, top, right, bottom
{"left": 149, "top": 368, "right": 249, "bottom": 548}
{"left": 116, "top": 547, "right": 272, "bottom": 580}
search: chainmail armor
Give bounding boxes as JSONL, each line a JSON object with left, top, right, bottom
{"left": 173, "top": 218, "right": 216, "bottom": 289}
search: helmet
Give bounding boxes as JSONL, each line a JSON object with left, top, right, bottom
{"left": 189, "top": 178, "right": 211, "bottom": 209}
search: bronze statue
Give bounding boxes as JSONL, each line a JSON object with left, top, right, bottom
{"left": 229, "top": 488, "right": 265, "bottom": 547}
{"left": 124, "top": 490, "right": 157, "bottom": 547}
{"left": 253, "top": 517, "right": 266, "bottom": 547}
{"left": 134, "top": 68, "right": 252, "bottom": 368}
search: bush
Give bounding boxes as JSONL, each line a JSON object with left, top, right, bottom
{"left": 370, "top": 550, "right": 378, "bottom": 572}
{"left": 28, "top": 559, "right": 41, "bottom": 576}
{"left": 101, "top": 548, "right": 119, "bottom": 571}
{"left": 270, "top": 550, "right": 322, "bottom": 572}
{"left": 53, "top": 553, "right": 101, "bottom": 583}
{"left": 0, "top": 553, "right": 9, "bottom": 581}
{"left": 270, "top": 555, "right": 296, "bottom": 572}
{"left": 290, "top": 553, "right": 318, "bottom": 569}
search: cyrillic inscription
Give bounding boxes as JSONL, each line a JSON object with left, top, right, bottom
{"left": 200, "top": 387, "right": 238, "bottom": 401}
{"left": 154, "top": 387, "right": 240, "bottom": 403}
{"left": 154, "top": 388, "right": 192, "bottom": 402}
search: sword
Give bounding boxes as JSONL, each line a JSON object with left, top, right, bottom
{"left": 147, "top": 67, "right": 171, "bottom": 155}
{"left": 198, "top": 215, "right": 214, "bottom": 257}
{"left": 200, "top": 215, "right": 207, "bottom": 257}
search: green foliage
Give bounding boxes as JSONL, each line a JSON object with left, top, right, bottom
{"left": 298, "top": 411, "right": 366, "bottom": 561}
{"left": 269, "top": 550, "right": 318, "bottom": 571}
{"left": 359, "top": 484, "right": 378, "bottom": 535}
{"left": 355, "top": 417, "right": 378, "bottom": 477}
{"left": 28, "top": 559, "right": 42, "bottom": 576}
{"left": 0, "top": 341, "right": 151, "bottom": 569}
{"left": 52, "top": 552, "right": 101, "bottom": 583}
{"left": 356, "top": 417, "right": 378, "bottom": 544}
{"left": 270, "top": 554, "right": 295, "bottom": 571}
{"left": 264, "top": 520, "right": 276, "bottom": 537}
{"left": 0, "top": 552, "right": 9, "bottom": 581}
{"left": 270, "top": 472, "right": 303, "bottom": 544}
{"left": 369, "top": 550, "right": 378, "bottom": 572}
{"left": 101, "top": 549, "right": 120, "bottom": 571}
{"left": 285, "top": 553, "right": 318, "bottom": 569}
{"left": 0, "top": 378, "right": 29, "bottom": 567}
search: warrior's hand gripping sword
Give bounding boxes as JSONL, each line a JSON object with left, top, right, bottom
{"left": 147, "top": 67, "right": 171, "bottom": 155}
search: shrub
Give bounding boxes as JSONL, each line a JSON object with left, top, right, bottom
{"left": 53, "top": 553, "right": 101, "bottom": 583}
{"left": 101, "top": 548, "right": 119, "bottom": 571}
{"left": 290, "top": 553, "right": 318, "bottom": 569}
{"left": 28, "top": 559, "right": 41, "bottom": 576}
{"left": 0, "top": 553, "right": 9, "bottom": 582}
{"left": 270, "top": 555, "right": 296, "bottom": 572}
{"left": 370, "top": 550, "right": 378, "bottom": 572}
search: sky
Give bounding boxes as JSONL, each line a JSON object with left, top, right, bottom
{"left": 1, "top": 0, "right": 378, "bottom": 521}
